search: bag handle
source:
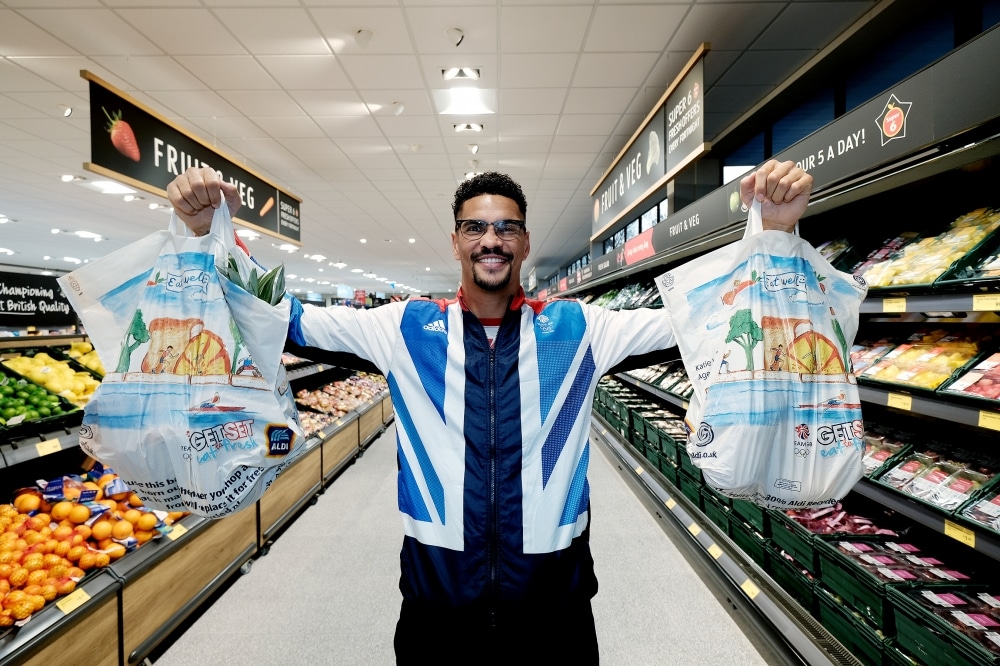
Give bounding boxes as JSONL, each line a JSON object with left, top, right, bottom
{"left": 743, "top": 198, "right": 800, "bottom": 239}
{"left": 168, "top": 200, "right": 238, "bottom": 254}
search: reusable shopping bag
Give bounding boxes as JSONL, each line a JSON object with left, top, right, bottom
{"left": 655, "top": 201, "right": 868, "bottom": 509}
{"left": 58, "top": 203, "right": 304, "bottom": 518}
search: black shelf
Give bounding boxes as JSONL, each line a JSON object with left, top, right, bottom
{"left": 860, "top": 291, "right": 1000, "bottom": 314}
{"left": 613, "top": 372, "right": 688, "bottom": 411}
{"left": 857, "top": 384, "right": 1000, "bottom": 430}
{"left": 851, "top": 478, "right": 1000, "bottom": 562}
{"left": 285, "top": 362, "right": 332, "bottom": 382}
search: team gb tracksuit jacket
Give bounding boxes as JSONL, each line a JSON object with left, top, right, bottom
{"left": 287, "top": 288, "right": 675, "bottom": 611}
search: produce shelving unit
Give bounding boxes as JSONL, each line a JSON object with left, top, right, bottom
{"left": 591, "top": 412, "right": 861, "bottom": 666}
{"left": 0, "top": 342, "right": 394, "bottom": 665}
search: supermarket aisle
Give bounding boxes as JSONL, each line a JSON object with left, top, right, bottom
{"left": 153, "top": 423, "right": 770, "bottom": 665}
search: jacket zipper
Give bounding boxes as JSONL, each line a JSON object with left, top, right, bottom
{"left": 488, "top": 338, "right": 498, "bottom": 628}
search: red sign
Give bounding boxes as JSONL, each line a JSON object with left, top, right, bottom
{"left": 537, "top": 289, "right": 548, "bottom": 300}
{"left": 559, "top": 277, "right": 568, "bottom": 292}
{"left": 354, "top": 289, "right": 366, "bottom": 303}
{"left": 621, "top": 228, "right": 656, "bottom": 267}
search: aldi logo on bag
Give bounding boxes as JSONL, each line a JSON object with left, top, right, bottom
{"left": 265, "top": 424, "right": 296, "bottom": 457}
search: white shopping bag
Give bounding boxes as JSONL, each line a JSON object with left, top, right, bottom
{"left": 656, "top": 201, "right": 868, "bottom": 509}
{"left": 58, "top": 203, "right": 304, "bottom": 517}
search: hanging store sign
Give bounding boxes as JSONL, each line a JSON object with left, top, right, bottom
{"left": 591, "top": 45, "right": 709, "bottom": 240}
{"left": 0, "top": 272, "right": 76, "bottom": 327}
{"left": 82, "top": 71, "right": 301, "bottom": 244}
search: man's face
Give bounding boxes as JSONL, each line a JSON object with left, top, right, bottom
{"left": 452, "top": 194, "right": 530, "bottom": 295}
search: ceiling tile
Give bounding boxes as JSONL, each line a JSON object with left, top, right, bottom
{"left": 172, "top": 56, "right": 278, "bottom": 91}
{"left": 0, "top": 59, "right": 64, "bottom": 93}
{"left": 359, "top": 90, "right": 437, "bottom": 117}
{"left": 718, "top": 49, "right": 812, "bottom": 87}
{"left": 563, "top": 87, "right": 636, "bottom": 115}
{"left": 500, "top": 6, "right": 592, "bottom": 53}
{"left": 500, "top": 88, "right": 566, "bottom": 115}
{"left": 253, "top": 116, "right": 324, "bottom": 139}
{"left": 257, "top": 55, "right": 352, "bottom": 90}
{"left": 550, "top": 134, "right": 611, "bottom": 154}
{"left": 288, "top": 90, "right": 369, "bottom": 116}
{"left": 224, "top": 90, "right": 309, "bottom": 117}
{"left": 376, "top": 115, "right": 443, "bottom": 137}
{"left": 112, "top": 8, "right": 239, "bottom": 55}
{"left": 405, "top": 6, "right": 499, "bottom": 55}
{"left": 757, "top": 2, "right": 871, "bottom": 51}
{"left": 38, "top": 21, "right": 149, "bottom": 61}
{"left": 500, "top": 54, "right": 578, "bottom": 88}
{"left": 585, "top": 5, "right": 690, "bottom": 52}
{"left": 337, "top": 55, "right": 425, "bottom": 89}
{"left": 215, "top": 8, "right": 330, "bottom": 55}
{"left": 314, "top": 115, "right": 382, "bottom": 138}
{"left": 556, "top": 114, "right": 620, "bottom": 137}
{"left": 0, "top": 9, "right": 78, "bottom": 56}
{"left": 311, "top": 7, "right": 414, "bottom": 55}
{"left": 672, "top": 3, "right": 784, "bottom": 54}
{"left": 143, "top": 90, "right": 242, "bottom": 120}
{"left": 573, "top": 53, "right": 660, "bottom": 88}
{"left": 498, "top": 114, "right": 560, "bottom": 137}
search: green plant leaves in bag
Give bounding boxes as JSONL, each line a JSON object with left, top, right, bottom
{"left": 219, "top": 252, "right": 286, "bottom": 306}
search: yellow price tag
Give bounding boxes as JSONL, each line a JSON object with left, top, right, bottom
{"left": 708, "top": 544, "right": 723, "bottom": 560}
{"left": 973, "top": 294, "right": 1000, "bottom": 311}
{"left": 681, "top": 401, "right": 689, "bottom": 410}
{"left": 887, "top": 393, "right": 913, "bottom": 411}
{"left": 944, "top": 520, "right": 976, "bottom": 548}
{"left": 167, "top": 523, "right": 189, "bottom": 541}
{"left": 883, "top": 298, "right": 907, "bottom": 313}
{"left": 740, "top": 580, "right": 760, "bottom": 599}
{"left": 979, "top": 411, "right": 1000, "bottom": 432}
{"left": 688, "top": 523, "right": 701, "bottom": 536}
{"left": 56, "top": 588, "right": 91, "bottom": 614}
{"left": 35, "top": 438, "right": 62, "bottom": 457}
{"left": 634, "top": 466, "right": 643, "bottom": 475}
{"left": 665, "top": 498, "right": 676, "bottom": 510}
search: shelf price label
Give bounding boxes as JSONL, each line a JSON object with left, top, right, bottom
{"left": 883, "top": 298, "right": 908, "bottom": 313}
{"left": 708, "top": 544, "right": 723, "bottom": 560}
{"left": 688, "top": 523, "right": 701, "bottom": 536}
{"left": 634, "top": 466, "right": 643, "bottom": 475}
{"left": 944, "top": 520, "right": 976, "bottom": 548}
{"left": 56, "top": 588, "right": 91, "bottom": 614}
{"left": 973, "top": 294, "right": 1000, "bottom": 311}
{"left": 887, "top": 393, "right": 913, "bottom": 411}
{"left": 665, "top": 498, "right": 676, "bottom": 510}
{"left": 740, "top": 580, "right": 760, "bottom": 600}
{"left": 167, "top": 523, "right": 189, "bottom": 541}
{"left": 979, "top": 411, "right": 1000, "bottom": 432}
{"left": 35, "top": 438, "right": 62, "bottom": 457}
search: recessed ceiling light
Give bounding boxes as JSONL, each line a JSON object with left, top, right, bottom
{"left": 63, "top": 257, "right": 81, "bottom": 264}
{"left": 408, "top": 238, "right": 415, "bottom": 244}
{"left": 351, "top": 268, "right": 364, "bottom": 273}
{"left": 236, "top": 229, "right": 261, "bottom": 240}
{"left": 276, "top": 243, "right": 299, "bottom": 253}
{"left": 0, "top": 248, "right": 13, "bottom": 256}
{"left": 61, "top": 105, "right": 72, "bottom": 117}
{"left": 91, "top": 180, "right": 135, "bottom": 195}
{"left": 425, "top": 267, "right": 431, "bottom": 271}
{"left": 454, "top": 123, "right": 483, "bottom": 133}
{"left": 331, "top": 262, "right": 347, "bottom": 269}
{"left": 309, "top": 254, "right": 327, "bottom": 262}
{"left": 360, "top": 239, "right": 367, "bottom": 244}
{"left": 442, "top": 67, "right": 480, "bottom": 81}
{"left": 468, "top": 144, "right": 479, "bottom": 155}
{"left": 123, "top": 194, "right": 143, "bottom": 202}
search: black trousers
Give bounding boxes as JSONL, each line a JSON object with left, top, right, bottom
{"left": 394, "top": 598, "right": 600, "bottom": 665}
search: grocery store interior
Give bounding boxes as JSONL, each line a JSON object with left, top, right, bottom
{"left": 2, "top": 1, "right": 1000, "bottom": 665}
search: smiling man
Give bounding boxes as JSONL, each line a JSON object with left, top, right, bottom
{"left": 168, "top": 162, "right": 812, "bottom": 664}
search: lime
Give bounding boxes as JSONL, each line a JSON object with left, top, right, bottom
{"left": 37, "top": 406, "right": 51, "bottom": 418}
{"left": 25, "top": 410, "right": 38, "bottom": 421}
{"left": 1, "top": 407, "right": 15, "bottom": 420}
{"left": 15, "top": 390, "right": 29, "bottom": 400}
{"left": 0, "top": 386, "right": 12, "bottom": 397}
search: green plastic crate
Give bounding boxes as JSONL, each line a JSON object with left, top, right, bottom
{"left": 888, "top": 586, "right": 1000, "bottom": 666}
{"left": 769, "top": 510, "right": 816, "bottom": 571}
{"left": 732, "top": 499, "right": 769, "bottom": 535}
{"left": 883, "top": 640, "right": 922, "bottom": 666}
{"left": 767, "top": 548, "right": 815, "bottom": 613}
{"left": 815, "top": 586, "right": 886, "bottom": 666}
{"left": 815, "top": 536, "right": 908, "bottom": 631}
{"left": 658, "top": 456, "right": 679, "bottom": 486}
{"left": 644, "top": 443, "right": 660, "bottom": 467}
{"left": 729, "top": 515, "right": 768, "bottom": 568}
{"left": 677, "top": 471, "right": 703, "bottom": 509}
{"left": 700, "top": 487, "right": 731, "bottom": 536}
{"left": 676, "top": 446, "right": 703, "bottom": 481}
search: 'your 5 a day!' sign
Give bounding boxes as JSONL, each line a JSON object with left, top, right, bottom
{"left": 83, "top": 71, "right": 301, "bottom": 244}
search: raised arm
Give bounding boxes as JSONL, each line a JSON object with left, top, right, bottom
{"left": 166, "top": 167, "right": 243, "bottom": 237}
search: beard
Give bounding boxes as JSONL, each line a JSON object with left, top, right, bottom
{"left": 471, "top": 247, "right": 514, "bottom": 292}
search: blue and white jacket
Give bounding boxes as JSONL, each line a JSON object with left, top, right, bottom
{"left": 289, "top": 288, "right": 675, "bottom": 610}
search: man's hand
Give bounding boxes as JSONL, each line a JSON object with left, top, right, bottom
{"left": 166, "top": 167, "right": 242, "bottom": 236}
{"left": 740, "top": 160, "right": 812, "bottom": 233}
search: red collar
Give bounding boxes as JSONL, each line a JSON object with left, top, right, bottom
{"left": 456, "top": 286, "right": 525, "bottom": 313}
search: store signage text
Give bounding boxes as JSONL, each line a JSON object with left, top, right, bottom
{"left": 83, "top": 71, "right": 301, "bottom": 243}
{"left": 793, "top": 128, "right": 867, "bottom": 173}
{"left": 668, "top": 212, "right": 700, "bottom": 237}
{"left": 0, "top": 273, "right": 76, "bottom": 327}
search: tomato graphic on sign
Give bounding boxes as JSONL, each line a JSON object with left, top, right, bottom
{"left": 876, "top": 94, "right": 912, "bottom": 147}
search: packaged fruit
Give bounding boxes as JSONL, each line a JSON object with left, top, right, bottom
{"left": 940, "top": 352, "right": 1000, "bottom": 402}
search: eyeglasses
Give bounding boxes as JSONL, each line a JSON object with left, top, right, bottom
{"left": 455, "top": 219, "right": 526, "bottom": 240}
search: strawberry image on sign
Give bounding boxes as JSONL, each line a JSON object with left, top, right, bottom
{"left": 103, "top": 107, "right": 140, "bottom": 161}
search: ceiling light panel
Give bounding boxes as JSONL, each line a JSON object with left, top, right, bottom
{"left": 433, "top": 88, "right": 495, "bottom": 115}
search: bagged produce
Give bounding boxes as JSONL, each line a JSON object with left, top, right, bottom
{"left": 656, "top": 200, "right": 868, "bottom": 509}
{"left": 57, "top": 203, "right": 304, "bottom": 518}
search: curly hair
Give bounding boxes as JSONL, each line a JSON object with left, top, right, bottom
{"left": 452, "top": 172, "right": 527, "bottom": 221}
